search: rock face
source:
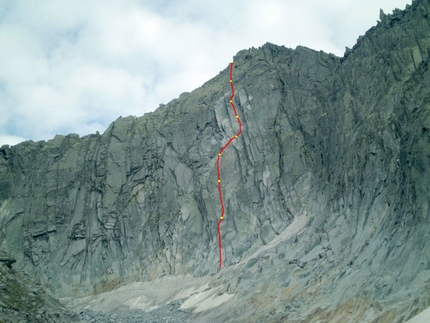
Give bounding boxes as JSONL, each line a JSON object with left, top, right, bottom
{"left": 0, "top": 251, "right": 78, "bottom": 323}
{"left": 0, "top": 250, "right": 16, "bottom": 268}
{"left": 1, "top": 0, "right": 430, "bottom": 322}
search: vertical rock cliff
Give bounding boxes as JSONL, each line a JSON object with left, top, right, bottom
{"left": 1, "top": 0, "right": 430, "bottom": 321}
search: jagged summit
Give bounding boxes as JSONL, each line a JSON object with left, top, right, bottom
{"left": 1, "top": 0, "right": 430, "bottom": 322}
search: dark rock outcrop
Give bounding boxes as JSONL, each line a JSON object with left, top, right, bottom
{"left": 0, "top": 251, "right": 78, "bottom": 323}
{"left": 0, "top": 250, "right": 16, "bottom": 268}
{"left": 1, "top": 0, "right": 430, "bottom": 322}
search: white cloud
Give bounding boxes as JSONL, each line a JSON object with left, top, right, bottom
{"left": 0, "top": 0, "right": 411, "bottom": 146}
{"left": 0, "top": 135, "right": 27, "bottom": 147}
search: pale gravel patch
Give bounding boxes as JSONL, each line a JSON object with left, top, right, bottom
{"left": 63, "top": 274, "right": 210, "bottom": 313}
{"left": 180, "top": 285, "right": 234, "bottom": 313}
{"left": 405, "top": 306, "right": 430, "bottom": 323}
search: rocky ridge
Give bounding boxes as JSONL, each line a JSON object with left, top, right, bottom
{"left": 1, "top": 0, "right": 430, "bottom": 322}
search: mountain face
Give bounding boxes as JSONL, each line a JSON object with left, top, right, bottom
{"left": 1, "top": 0, "right": 430, "bottom": 322}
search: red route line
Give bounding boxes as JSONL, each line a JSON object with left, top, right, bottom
{"left": 217, "top": 61, "right": 242, "bottom": 269}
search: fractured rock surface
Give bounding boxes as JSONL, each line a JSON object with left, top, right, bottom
{"left": 1, "top": 0, "right": 430, "bottom": 322}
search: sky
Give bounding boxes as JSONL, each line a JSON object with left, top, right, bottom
{"left": 0, "top": 0, "right": 411, "bottom": 146}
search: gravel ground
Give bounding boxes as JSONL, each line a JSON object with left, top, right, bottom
{"left": 77, "top": 301, "right": 191, "bottom": 323}
{"left": 406, "top": 307, "right": 430, "bottom": 323}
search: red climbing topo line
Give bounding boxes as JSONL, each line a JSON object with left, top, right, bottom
{"left": 217, "top": 61, "right": 243, "bottom": 269}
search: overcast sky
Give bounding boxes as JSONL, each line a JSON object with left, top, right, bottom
{"left": 0, "top": 0, "right": 411, "bottom": 146}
